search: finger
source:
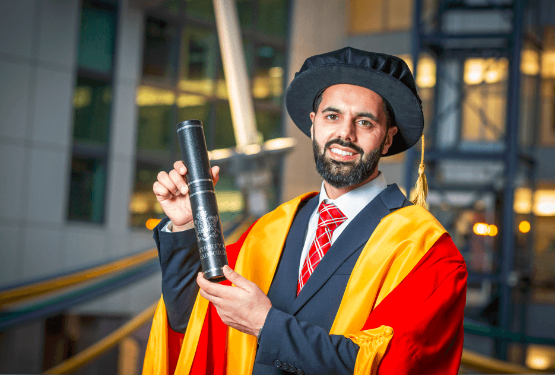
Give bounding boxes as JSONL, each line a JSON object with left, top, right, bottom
{"left": 153, "top": 181, "right": 173, "bottom": 199}
{"left": 174, "top": 160, "right": 187, "bottom": 175}
{"left": 211, "top": 166, "right": 220, "bottom": 185}
{"left": 199, "top": 288, "right": 221, "bottom": 305}
{"left": 197, "top": 272, "right": 227, "bottom": 297}
{"left": 157, "top": 171, "right": 179, "bottom": 196}
{"left": 222, "top": 265, "right": 253, "bottom": 290}
{"left": 169, "top": 169, "right": 188, "bottom": 195}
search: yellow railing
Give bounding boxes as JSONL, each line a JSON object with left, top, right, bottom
{"left": 41, "top": 217, "right": 256, "bottom": 374}
{"left": 461, "top": 349, "right": 548, "bottom": 373}
{"left": 0, "top": 249, "right": 158, "bottom": 308}
{"left": 44, "top": 301, "right": 158, "bottom": 374}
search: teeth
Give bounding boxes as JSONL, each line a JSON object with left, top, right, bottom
{"left": 330, "top": 148, "right": 354, "bottom": 156}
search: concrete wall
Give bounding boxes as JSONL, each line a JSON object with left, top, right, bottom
{"left": 0, "top": 0, "right": 159, "bottom": 314}
{"left": 281, "top": 0, "right": 348, "bottom": 201}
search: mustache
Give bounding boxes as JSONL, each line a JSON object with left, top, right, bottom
{"left": 323, "top": 139, "right": 364, "bottom": 156}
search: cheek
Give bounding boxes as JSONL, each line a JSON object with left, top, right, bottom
{"left": 313, "top": 130, "right": 330, "bottom": 149}
{"left": 359, "top": 134, "right": 383, "bottom": 154}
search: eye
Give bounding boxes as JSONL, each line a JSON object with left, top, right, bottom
{"left": 357, "top": 119, "right": 372, "bottom": 127}
{"left": 325, "top": 114, "right": 338, "bottom": 121}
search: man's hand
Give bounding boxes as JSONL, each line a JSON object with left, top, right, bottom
{"left": 153, "top": 160, "right": 220, "bottom": 232}
{"left": 197, "top": 266, "right": 272, "bottom": 336}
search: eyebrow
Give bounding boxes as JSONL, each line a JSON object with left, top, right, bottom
{"left": 321, "top": 106, "right": 379, "bottom": 121}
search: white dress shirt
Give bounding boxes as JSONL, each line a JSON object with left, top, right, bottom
{"left": 298, "top": 171, "right": 387, "bottom": 275}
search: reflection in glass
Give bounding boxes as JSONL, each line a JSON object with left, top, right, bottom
{"left": 215, "top": 174, "right": 244, "bottom": 223}
{"left": 255, "top": 110, "right": 281, "bottom": 142}
{"left": 184, "top": 0, "right": 215, "bottom": 22}
{"left": 462, "top": 58, "right": 508, "bottom": 143}
{"left": 180, "top": 28, "right": 218, "bottom": 96}
{"left": 257, "top": 0, "right": 289, "bottom": 38}
{"left": 160, "top": 0, "right": 181, "bottom": 13}
{"left": 216, "top": 78, "right": 229, "bottom": 99}
{"left": 177, "top": 98, "right": 210, "bottom": 151}
{"left": 73, "top": 77, "right": 112, "bottom": 145}
{"left": 68, "top": 157, "right": 106, "bottom": 223}
{"left": 78, "top": 6, "right": 116, "bottom": 73}
{"left": 136, "top": 86, "right": 175, "bottom": 151}
{"left": 252, "top": 46, "right": 285, "bottom": 103}
{"left": 177, "top": 96, "right": 209, "bottom": 124}
{"left": 236, "top": 0, "right": 253, "bottom": 29}
{"left": 214, "top": 102, "right": 237, "bottom": 149}
{"left": 143, "top": 16, "right": 180, "bottom": 83}
{"left": 130, "top": 164, "right": 166, "bottom": 228}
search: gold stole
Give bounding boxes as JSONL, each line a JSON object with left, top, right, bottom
{"left": 168, "top": 193, "right": 446, "bottom": 375}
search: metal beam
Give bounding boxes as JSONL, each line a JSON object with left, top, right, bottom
{"left": 213, "top": 0, "right": 259, "bottom": 149}
{"left": 497, "top": 0, "right": 525, "bottom": 360}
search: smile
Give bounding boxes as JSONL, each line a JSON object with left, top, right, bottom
{"left": 330, "top": 148, "right": 355, "bottom": 157}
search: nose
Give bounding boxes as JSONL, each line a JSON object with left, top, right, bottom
{"left": 335, "top": 117, "right": 357, "bottom": 142}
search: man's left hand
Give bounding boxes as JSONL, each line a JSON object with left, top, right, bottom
{"left": 197, "top": 265, "right": 272, "bottom": 336}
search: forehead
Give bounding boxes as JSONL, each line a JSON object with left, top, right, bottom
{"left": 320, "top": 84, "right": 384, "bottom": 109}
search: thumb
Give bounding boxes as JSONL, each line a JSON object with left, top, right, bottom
{"left": 223, "top": 265, "right": 251, "bottom": 289}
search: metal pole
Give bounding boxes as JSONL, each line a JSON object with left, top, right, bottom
{"left": 497, "top": 0, "right": 525, "bottom": 360}
{"left": 213, "top": 0, "right": 259, "bottom": 149}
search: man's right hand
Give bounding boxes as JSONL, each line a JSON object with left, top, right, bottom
{"left": 153, "top": 160, "right": 220, "bottom": 232}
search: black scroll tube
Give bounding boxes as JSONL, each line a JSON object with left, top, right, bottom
{"left": 176, "top": 120, "right": 228, "bottom": 283}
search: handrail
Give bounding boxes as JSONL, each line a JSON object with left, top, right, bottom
{"left": 44, "top": 301, "right": 158, "bottom": 374}
{"left": 461, "top": 349, "right": 548, "bottom": 374}
{"left": 464, "top": 319, "right": 555, "bottom": 346}
{"left": 40, "top": 216, "right": 256, "bottom": 374}
{"left": 0, "top": 215, "right": 250, "bottom": 308}
{"left": 0, "top": 248, "right": 158, "bottom": 308}
{"left": 0, "top": 261, "right": 160, "bottom": 331}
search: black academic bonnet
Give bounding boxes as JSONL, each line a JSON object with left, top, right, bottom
{"left": 285, "top": 47, "right": 424, "bottom": 156}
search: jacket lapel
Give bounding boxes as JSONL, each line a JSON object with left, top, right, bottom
{"left": 268, "top": 195, "right": 319, "bottom": 314}
{"left": 290, "top": 184, "right": 408, "bottom": 315}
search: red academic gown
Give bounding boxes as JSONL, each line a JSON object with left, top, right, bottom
{"left": 145, "top": 195, "right": 467, "bottom": 375}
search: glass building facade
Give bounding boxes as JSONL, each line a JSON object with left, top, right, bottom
{"left": 67, "top": 0, "right": 118, "bottom": 223}
{"left": 65, "top": 0, "right": 290, "bottom": 229}
{"left": 131, "top": 0, "right": 290, "bottom": 229}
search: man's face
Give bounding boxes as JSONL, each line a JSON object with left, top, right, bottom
{"left": 310, "top": 84, "right": 398, "bottom": 189}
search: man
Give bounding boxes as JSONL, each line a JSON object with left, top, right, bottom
{"left": 143, "top": 47, "right": 467, "bottom": 375}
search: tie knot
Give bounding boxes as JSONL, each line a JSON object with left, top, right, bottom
{"left": 317, "top": 202, "right": 347, "bottom": 230}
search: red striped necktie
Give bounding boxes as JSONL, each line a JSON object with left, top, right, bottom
{"left": 297, "top": 201, "right": 347, "bottom": 295}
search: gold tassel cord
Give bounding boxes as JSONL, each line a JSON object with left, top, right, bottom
{"left": 411, "top": 136, "right": 428, "bottom": 208}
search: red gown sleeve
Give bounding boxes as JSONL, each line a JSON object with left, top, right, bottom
{"left": 364, "top": 233, "right": 468, "bottom": 375}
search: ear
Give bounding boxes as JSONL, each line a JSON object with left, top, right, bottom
{"left": 310, "top": 112, "right": 316, "bottom": 140}
{"left": 382, "top": 126, "right": 398, "bottom": 155}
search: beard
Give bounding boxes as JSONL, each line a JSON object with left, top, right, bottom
{"left": 313, "top": 137, "right": 384, "bottom": 189}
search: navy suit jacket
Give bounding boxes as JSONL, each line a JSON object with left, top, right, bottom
{"left": 154, "top": 184, "right": 411, "bottom": 375}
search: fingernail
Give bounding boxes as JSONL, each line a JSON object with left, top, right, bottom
{"left": 180, "top": 167, "right": 186, "bottom": 174}
{"left": 181, "top": 186, "right": 187, "bottom": 194}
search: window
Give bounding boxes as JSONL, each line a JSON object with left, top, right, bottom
{"left": 67, "top": 0, "right": 118, "bottom": 223}
{"left": 348, "top": 0, "right": 413, "bottom": 34}
{"left": 131, "top": 0, "right": 290, "bottom": 229}
{"left": 540, "top": 26, "right": 555, "bottom": 146}
{"left": 461, "top": 57, "right": 508, "bottom": 145}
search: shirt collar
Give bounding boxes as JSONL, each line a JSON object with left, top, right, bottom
{"left": 318, "top": 171, "right": 387, "bottom": 220}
